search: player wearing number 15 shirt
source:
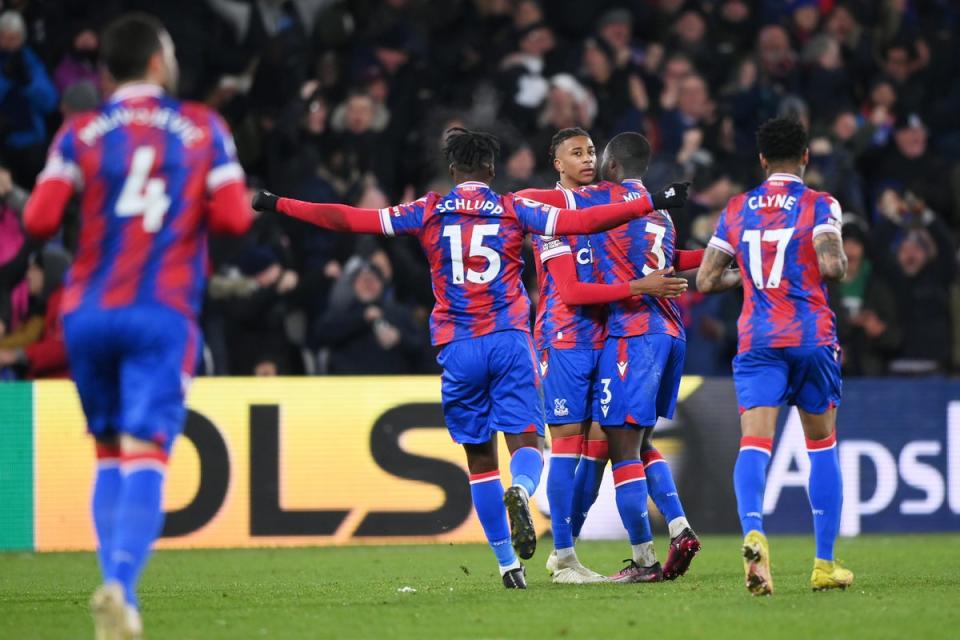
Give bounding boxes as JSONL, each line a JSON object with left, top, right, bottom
{"left": 252, "top": 127, "right": 689, "bottom": 589}
{"left": 23, "top": 15, "right": 252, "bottom": 638}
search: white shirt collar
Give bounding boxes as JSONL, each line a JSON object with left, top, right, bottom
{"left": 766, "top": 172, "right": 804, "bottom": 184}
{"left": 110, "top": 83, "right": 164, "bottom": 103}
{"left": 456, "top": 181, "right": 488, "bottom": 189}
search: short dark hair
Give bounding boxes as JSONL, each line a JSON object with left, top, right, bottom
{"left": 604, "top": 132, "right": 651, "bottom": 176}
{"left": 549, "top": 127, "right": 591, "bottom": 160}
{"left": 442, "top": 127, "right": 500, "bottom": 173}
{"left": 101, "top": 13, "right": 165, "bottom": 83}
{"left": 756, "top": 117, "right": 808, "bottom": 163}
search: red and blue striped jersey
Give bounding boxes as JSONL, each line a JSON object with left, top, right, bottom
{"left": 37, "top": 83, "right": 245, "bottom": 320}
{"left": 532, "top": 185, "right": 606, "bottom": 350}
{"left": 708, "top": 173, "right": 842, "bottom": 353}
{"left": 571, "top": 180, "right": 684, "bottom": 339}
{"left": 379, "top": 181, "right": 567, "bottom": 345}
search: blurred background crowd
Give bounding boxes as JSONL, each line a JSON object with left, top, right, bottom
{"left": 0, "top": 0, "right": 958, "bottom": 379}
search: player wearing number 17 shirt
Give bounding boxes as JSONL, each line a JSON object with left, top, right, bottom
{"left": 252, "top": 127, "right": 690, "bottom": 589}
{"left": 22, "top": 14, "right": 252, "bottom": 639}
{"left": 696, "top": 117, "right": 853, "bottom": 596}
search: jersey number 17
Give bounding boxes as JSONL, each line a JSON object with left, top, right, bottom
{"left": 743, "top": 228, "right": 795, "bottom": 289}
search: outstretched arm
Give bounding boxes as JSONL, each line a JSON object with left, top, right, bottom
{"left": 256, "top": 192, "right": 387, "bottom": 234}
{"left": 551, "top": 181, "right": 690, "bottom": 235}
{"left": 515, "top": 188, "right": 567, "bottom": 209}
{"left": 813, "top": 232, "right": 847, "bottom": 281}
{"left": 696, "top": 246, "right": 740, "bottom": 293}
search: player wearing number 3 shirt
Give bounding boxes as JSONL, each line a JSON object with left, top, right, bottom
{"left": 23, "top": 14, "right": 252, "bottom": 638}
{"left": 252, "top": 127, "right": 689, "bottom": 589}
{"left": 697, "top": 117, "right": 852, "bottom": 596}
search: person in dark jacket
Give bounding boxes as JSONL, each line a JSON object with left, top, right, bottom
{"left": 313, "top": 260, "right": 423, "bottom": 375}
{"left": 0, "top": 11, "right": 57, "bottom": 187}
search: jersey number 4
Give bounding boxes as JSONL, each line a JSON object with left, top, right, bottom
{"left": 442, "top": 224, "right": 501, "bottom": 284}
{"left": 116, "top": 146, "right": 171, "bottom": 233}
{"left": 742, "top": 228, "right": 795, "bottom": 289}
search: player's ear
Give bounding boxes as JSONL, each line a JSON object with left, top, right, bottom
{"left": 801, "top": 148, "right": 810, "bottom": 167}
{"left": 448, "top": 162, "right": 456, "bottom": 179}
{"left": 758, "top": 153, "right": 768, "bottom": 173}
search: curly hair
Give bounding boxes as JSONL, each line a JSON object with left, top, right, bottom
{"left": 442, "top": 127, "right": 500, "bottom": 173}
{"left": 756, "top": 117, "right": 808, "bottom": 163}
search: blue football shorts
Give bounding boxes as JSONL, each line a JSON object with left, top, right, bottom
{"left": 733, "top": 344, "right": 842, "bottom": 414}
{"left": 539, "top": 347, "right": 601, "bottom": 425}
{"left": 596, "top": 334, "right": 685, "bottom": 428}
{"left": 63, "top": 305, "right": 199, "bottom": 451}
{"left": 436, "top": 329, "right": 546, "bottom": 444}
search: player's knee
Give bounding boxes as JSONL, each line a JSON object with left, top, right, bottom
{"left": 602, "top": 427, "right": 640, "bottom": 464}
{"left": 798, "top": 408, "right": 835, "bottom": 441}
{"left": 463, "top": 441, "right": 498, "bottom": 474}
{"left": 119, "top": 433, "right": 165, "bottom": 456}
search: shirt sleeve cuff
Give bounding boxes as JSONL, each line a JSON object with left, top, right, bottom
{"left": 708, "top": 236, "right": 735, "bottom": 255}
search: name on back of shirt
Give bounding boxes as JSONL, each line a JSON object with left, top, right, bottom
{"left": 748, "top": 194, "right": 798, "bottom": 210}
{"left": 78, "top": 106, "right": 204, "bottom": 147}
{"left": 435, "top": 198, "right": 504, "bottom": 214}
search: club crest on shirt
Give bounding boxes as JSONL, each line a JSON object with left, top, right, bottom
{"left": 553, "top": 398, "right": 569, "bottom": 417}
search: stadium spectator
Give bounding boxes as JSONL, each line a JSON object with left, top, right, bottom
{"left": 833, "top": 224, "right": 901, "bottom": 376}
{"left": 0, "top": 10, "right": 57, "bottom": 187}
{"left": 312, "top": 260, "right": 423, "bottom": 375}
{"left": 217, "top": 245, "right": 300, "bottom": 376}
{"left": 871, "top": 188, "right": 955, "bottom": 374}
{"left": 0, "top": 246, "right": 69, "bottom": 378}
{"left": 52, "top": 26, "right": 100, "bottom": 96}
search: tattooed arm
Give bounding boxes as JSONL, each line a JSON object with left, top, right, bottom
{"left": 695, "top": 246, "right": 742, "bottom": 293}
{"left": 813, "top": 232, "right": 847, "bottom": 281}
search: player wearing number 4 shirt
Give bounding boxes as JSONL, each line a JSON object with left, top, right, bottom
{"left": 697, "top": 117, "right": 853, "bottom": 596}
{"left": 252, "top": 127, "right": 690, "bottom": 589}
{"left": 22, "top": 14, "right": 252, "bottom": 640}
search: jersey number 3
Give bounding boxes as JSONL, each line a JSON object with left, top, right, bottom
{"left": 442, "top": 224, "right": 501, "bottom": 284}
{"left": 742, "top": 228, "right": 795, "bottom": 289}
{"left": 116, "top": 146, "right": 171, "bottom": 233}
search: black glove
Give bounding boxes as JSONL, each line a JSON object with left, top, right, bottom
{"left": 252, "top": 190, "right": 279, "bottom": 213}
{"left": 651, "top": 181, "right": 690, "bottom": 210}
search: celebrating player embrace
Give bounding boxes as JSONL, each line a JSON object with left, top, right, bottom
{"left": 253, "top": 127, "right": 690, "bottom": 588}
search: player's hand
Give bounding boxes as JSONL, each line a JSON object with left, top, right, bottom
{"left": 629, "top": 267, "right": 688, "bottom": 298}
{"left": 651, "top": 182, "right": 690, "bottom": 210}
{"left": 252, "top": 190, "right": 279, "bottom": 213}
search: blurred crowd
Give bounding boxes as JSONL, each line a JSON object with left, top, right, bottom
{"left": 0, "top": 0, "right": 959, "bottom": 379}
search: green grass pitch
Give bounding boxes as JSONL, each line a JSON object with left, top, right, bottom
{"left": 2, "top": 534, "right": 958, "bottom": 639}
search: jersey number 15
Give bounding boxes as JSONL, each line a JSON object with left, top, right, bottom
{"left": 442, "top": 223, "right": 501, "bottom": 285}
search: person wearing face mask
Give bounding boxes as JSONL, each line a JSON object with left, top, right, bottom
{"left": 53, "top": 26, "right": 101, "bottom": 97}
